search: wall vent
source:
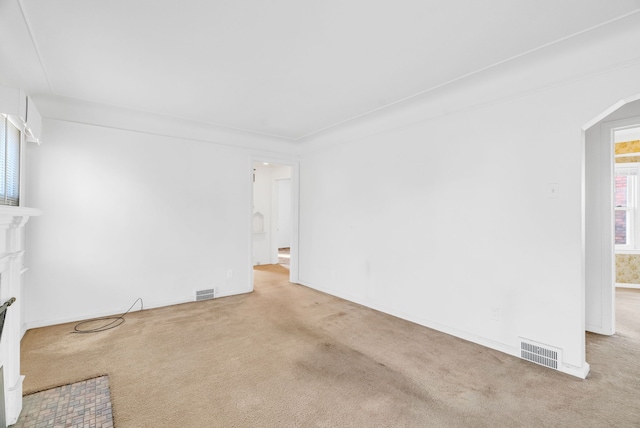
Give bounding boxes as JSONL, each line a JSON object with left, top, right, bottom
{"left": 519, "top": 339, "right": 560, "bottom": 370}
{"left": 195, "top": 288, "right": 215, "bottom": 301}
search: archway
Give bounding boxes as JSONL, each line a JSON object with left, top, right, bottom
{"left": 584, "top": 95, "right": 640, "bottom": 335}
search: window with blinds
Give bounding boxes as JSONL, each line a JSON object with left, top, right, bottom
{"left": 615, "top": 164, "right": 639, "bottom": 249}
{"left": 0, "top": 116, "right": 21, "bottom": 206}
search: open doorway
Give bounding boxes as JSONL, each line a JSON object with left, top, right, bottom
{"left": 585, "top": 97, "right": 640, "bottom": 336}
{"left": 251, "top": 160, "right": 298, "bottom": 288}
{"left": 613, "top": 124, "right": 640, "bottom": 291}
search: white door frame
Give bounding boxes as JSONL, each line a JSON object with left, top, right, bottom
{"left": 249, "top": 156, "right": 300, "bottom": 289}
{"left": 273, "top": 177, "right": 292, "bottom": 261}
{"left": 584, "top": 98, "right": 640, "bottom": 336}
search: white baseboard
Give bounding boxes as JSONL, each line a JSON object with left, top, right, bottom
{"left": 6, "top": 375, "right": 24, "bottom": 425}
{"left": 616, "top": 282, "right": 640, "bottom": 289}
{"left": 297, "top": 280, "right": 517, "bottom": 356}
{"left": 214, "top": 287, "right": 252, "bottom": 299}
{"left": 24, "top": 306, "right": 144, "bottom": 331}
{"left": 297, "top": 278, "right": 590, "bottom": 380}
{"left": 586, "top": 323, "right": 615, "bottom": 335}
{"left": 561, "top": 362, "right": 590, "bottom": 379}
{"left": 22, "top": 287, "right": 253, "bottom": 332}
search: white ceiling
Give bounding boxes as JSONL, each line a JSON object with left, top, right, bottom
{"left": 2, "top": 0, "right": 640, "bottom": 141}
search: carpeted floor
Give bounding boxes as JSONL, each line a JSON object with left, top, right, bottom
{"left": 19, "top": 265, "right": 640, "bottom": 427}
{"left": 13, "top": 375, "right": 113, "bottom": 428}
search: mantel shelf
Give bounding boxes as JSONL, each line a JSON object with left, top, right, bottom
{"left": 0, "top": 206, "right": 42, "bottom": 217}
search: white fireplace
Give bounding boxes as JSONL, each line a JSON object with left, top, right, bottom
{"left": 0, "top": 207, "right": 41, "bottom": 425}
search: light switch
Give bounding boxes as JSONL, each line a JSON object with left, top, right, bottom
{"left": 548, "top": 183, "right": 559, "bottom": 199}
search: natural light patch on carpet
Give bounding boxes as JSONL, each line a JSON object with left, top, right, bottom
{"left": 13, "top": 375, "right": 113, "bottom": 428}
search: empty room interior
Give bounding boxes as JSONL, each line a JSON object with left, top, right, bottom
{"left": 1, "top": 0, "right": 640, "bottom": 426}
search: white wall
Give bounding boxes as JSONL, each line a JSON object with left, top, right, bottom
{"left": 23, "top": 119, "right": 291, "bottom": 328}
{"left": 19, "top": 5, "right": 640, "bottom": 380}
{"left": 298, "top": 13, "right": 640, "bottom": 378}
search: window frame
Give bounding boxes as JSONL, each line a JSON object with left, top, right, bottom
{"left": 614, "top": 162, "right": 640, "bottom": 254}
{"left": 0, "top": 114, "right": 23, "bottom": 207}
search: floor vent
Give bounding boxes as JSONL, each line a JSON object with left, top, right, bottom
{"left": 520, "top": 339, "right": 559, "bottom": 370}
{"left": 195, "top": 289, "right": 215, "bottom": 301}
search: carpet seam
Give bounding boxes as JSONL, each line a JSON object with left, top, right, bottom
{"left": 22, "top": 373, "right": 110, "bottom": 396}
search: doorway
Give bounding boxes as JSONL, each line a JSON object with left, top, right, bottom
{"left": 612, "top": 124, "right": 640, "bottom": 290}
{"left": 250, "top": 159, "right": 299, "bottom": 288}
{"left": 584, "top": 97, "right": 640, "bottom": 336}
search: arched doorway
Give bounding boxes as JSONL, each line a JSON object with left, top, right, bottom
{"left": 584, "top": 95, "right": 640, "bottom": 335}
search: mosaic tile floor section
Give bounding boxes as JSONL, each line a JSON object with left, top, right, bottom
{"left": 12, "top": 375, "right": 114, "bottom": 428}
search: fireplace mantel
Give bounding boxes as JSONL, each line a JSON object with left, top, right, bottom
{"left": 0, "top": 206, "right": 41, "bottom": 425}
{"left": 0, "top": 206, "right": 41, "bottom": 218}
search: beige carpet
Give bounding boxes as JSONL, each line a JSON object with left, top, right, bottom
{"left": 21, "top": 265, "right": 640, "bottom": 427}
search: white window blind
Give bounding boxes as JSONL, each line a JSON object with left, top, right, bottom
{"left": 0, "top": 116, "right": 20, "bottom": 206}
{"left": 615, "top": 163, "right": 640, "bottom": 249}
{"left": 616, "top": 166, "right": 638, "bottom": 176}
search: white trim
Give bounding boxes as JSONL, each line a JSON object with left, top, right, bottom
{"left": 583, "top": 94, "right": 640, "bottom": 131}
{"left": 585, "top": 323, "right": 614, "bottom": 336}
{"left": 616, "top": 282, "right": 640, "bottom": 289}
{"left": 213, "top": 287, "right": 253, "bottom": 299}
{"left": 23, "top": 288, "right": 252, "bottom": 331}
{"left": 38, "top": 99, "right": 299, "bottom": 155}
{"left": 594, "top": 120, "right": 614, "bottom": 334}
{"left": 615, "top": 152, "right": 640, "bottom": 158}
{"left": 613, "top": 162, "right": 639, "bottom": 250}
{"left": 249, "top": 159, "right": 255, "bottom": 291}
{"left": 0, "top": 206, "right": 41, "bottom": 217}
{"left": 561, "top": 363, "right": 591, "bottom": 380}
{"left": 272, "top": 177, "right": 292, "bottom": 264}
{"left": 5, "top": 114, "right": 23, "bottom": 133}
{"left": 24, "top": 306, "right": 145, "bottom": 331}
{"left": 298, "top": 10, "right": 640, "bottom": 142}
{"left": 6, "top": 375, "right": 25, "bottom": 425}
{"left": 615, "top": 249, "right": 640, "bottom": 254}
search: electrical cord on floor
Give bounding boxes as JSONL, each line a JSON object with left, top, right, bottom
{"left": 72, "top": 297, "right": 144, "bottom": 334}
